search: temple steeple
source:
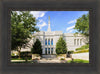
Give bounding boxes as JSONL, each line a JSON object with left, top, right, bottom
{"left": 47, "top": 16, "right": 51, "bottom": 32}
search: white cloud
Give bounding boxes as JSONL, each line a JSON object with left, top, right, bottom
{"left": 37, "top": 19, "right": 47, "bottom": 29}
{"left": 66, "top": 25, "right": 75, "bottom": 31}
{"left": 30, "top": 11, "right": 47, "bottom": 19}
{"left": 66, "top": 25, "right": 75, "bottom": 33}
{"left": 69, "top": 29, "right": 73, "bottom": 33}
{"left": 30, "top": 11, "right": 47, "bottom": 29}
{"left": 68, "top": 19, "right": 77, "bottom": 24}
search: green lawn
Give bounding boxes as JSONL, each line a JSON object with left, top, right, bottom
{"left": 67, "top": 59, "right": 89, "bottom": 63}
{"left": 11, "top": 61, "right": 32, "bottom": 63}
{"left": 11, "top": 58, "right": 24, "bottom": 60}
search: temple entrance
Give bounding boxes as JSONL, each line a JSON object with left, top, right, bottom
{"left": 45, "top": 48, "right": 54, "bottom": 55}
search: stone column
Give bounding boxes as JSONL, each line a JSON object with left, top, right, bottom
{"left": 50, "top": 48, "right": 51, "bottom": 54}
{"left": 79, "top": 39, "right": 80, "bottom": 45}
{"left": 76, "top": 39, "right": 77, "bottom": 46}
{"left": 43, "top": 47, "right": 45, "bottom": 54}
{"left": 47, "top": 38, "right": 48, "bottom": 45}
{"left": 50, "top": 38, "right": 51, "bottom": 45}
{"left": 54, "top": 47, "right": 55, "bottom": 54}
{"left": 53, "top": 47, "right": 54, "bottom": 54}
{"left": 81, "top": 39, "right": 82, "bottom": 45}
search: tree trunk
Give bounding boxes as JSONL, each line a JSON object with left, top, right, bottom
{"left": 25, "top": 52, "right": 28, "bottom": 63}
{"left": 18, "top": 47, "right": 21, "bottom": 59}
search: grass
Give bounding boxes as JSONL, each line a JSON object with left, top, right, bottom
{"left": 11, "top": 57, "right": 32, "bottom": 60}
{"left": 11, "top": 58, "right": 32, "bottom": 63}
{"left": 67, "top": 59, "right": 89, "bottom": 63}
{"left": 11, "top": 58, "right": 24, "bottom": 60}
{"left": 11, "top": 61, "right": 32, "bottom": 63}
{"left": 60, "top": 58, "right": 65, "bottom": 60}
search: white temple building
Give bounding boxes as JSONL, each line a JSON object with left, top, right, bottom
{"left": 20, "top": 16, "right": 87, "bottom": 58}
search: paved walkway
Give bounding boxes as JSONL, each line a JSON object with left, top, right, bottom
{"left": 11, "top": 58, "right": 72, "bottom": 63}
{"left": 37, "top": 58, "right": 71, "bottom": 63}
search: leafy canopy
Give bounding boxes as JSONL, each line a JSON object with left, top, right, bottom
{"left": 31, "top": 39, "right": 42, "bottom": 55}
{"left": 11, "top": 11, "right": 39, "bottom": 50}
{"left": 56, "top": 36, "right": 67, "bottom": 54}
{"left": 74, "top": 13, "right": 89, "bottom": 36}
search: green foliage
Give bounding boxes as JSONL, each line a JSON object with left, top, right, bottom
{"left": 67, "top": 51, "right": 74, "bottom": 54}
{"left": 60, "top": 58, "right": 65, "bottom": 60}
{"left": 75, "top": 44, "right": 89, "bottom": 53}
{"left": 11, "top": 11, "right": 39, "bottom": 50}
{"left": 31, "top": 39, "right": 42, "bottom": 55}
{"left": 20, "top": 52, "right": 32, "bottom": 62}
{"left": 11, "top": 53, "right": 15, "bottom": 56}
{"left": 20, "top": 52, "right": 31, "bottom": 56}
{"left": 76, "top": 44, "right": 89, "bottom": 51}
{"left": 56, "top": 36, "right": 67, "bottom": 54}
{"left": 67, "top": 59, "right": 89, "bottom": 63}
{"left": 74, "top": 13, "right": 89, "bottom": 36}
{"left": 11, "top": 58, "right": 24, "bottom": 60}
{"left": 74, "top": 49, "right": 89, "bottom": 53}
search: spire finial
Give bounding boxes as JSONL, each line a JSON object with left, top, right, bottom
{"left": 47, "top": 16, "right": 51, "bottom": 32}
{"left": 49, "top": 16, "right": 50, "bottom": 20}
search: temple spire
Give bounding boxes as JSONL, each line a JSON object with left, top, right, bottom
{"left": 47, "top": 16, "right": 51, "bottom": 32}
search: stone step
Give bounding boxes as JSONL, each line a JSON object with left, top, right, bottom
{"left": 42, "top": 55, "right": 56, "bottom": 58}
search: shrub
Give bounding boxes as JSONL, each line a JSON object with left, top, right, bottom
{"left": 11, "top": 53, "right": 15, "bottom": 56}
{"left": 76, "top": 44, "right": 89, "bottom": 51}
{"left": 67, "top": 51, "right": 74, "bottom": 54}
{"left": 20, "top": 52, "right": 32, "bottom": 60}
{"left": 60, "top": 58, "right": 65, "bottom": 60}
{"left": 31, "top": 39, "right": 42, "bottom": 55}
{"left": 74, "top": 49, "right": 89, "bottom": 53}
{"left": 56, "top": 36, "right": 67, "bottom": 54}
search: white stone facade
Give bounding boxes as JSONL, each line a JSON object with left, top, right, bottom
{"left": 21, "top": 16, "right": 87, "bottom": 55}
{"left": 33, "top": 31, "right": 86, "bottom": 55}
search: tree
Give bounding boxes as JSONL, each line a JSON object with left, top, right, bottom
{"left": 74, "top": 13, "right": 89, "bottom": 36}
{"left": 31, "top": 39, "right": 42, "bottom": 55}
{"left": 56, "top": 36, "right": 67, "bottom": 54}
{"left": 11, "top": 11, "right": 39, "bottom": 58}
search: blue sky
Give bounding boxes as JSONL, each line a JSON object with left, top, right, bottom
{"left": 30, "top": 11, "right": 89, "bottom": 33}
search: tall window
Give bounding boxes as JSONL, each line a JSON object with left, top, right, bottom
{"left": 45, "top": 39, "right": 47, "bottom": 45}
{"left": 80, "top": 39, "right": 82, "bottom": 45}
{"left": 48, "top": 48, "right": 50, "bottom": 54}
{"left": 77, "top": 39, "right": 79, "bottom": 45}
{"left": 74, "top": 39, "right": 76, "bottom": 45}
{"left": 51, "top": 48, "right": 53, "bottom": 54}
{"left": 45, "top": 48, "right": 47, "bottom": 54}
{"left": 48, "top": 39, "right": 50, "bottom": 45}
{"left": 51, "top": 39, "right": 53, "bottom": 45}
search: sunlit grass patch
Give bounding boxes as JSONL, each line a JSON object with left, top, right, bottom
{"left": 67, "top": 59, "right": 89, "bottom": 63}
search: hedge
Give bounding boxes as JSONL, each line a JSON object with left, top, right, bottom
{"left": 76, "top": 44, "right": 89, "bottom": 51}
{"left": 74, "top": 49, "right": 89, "bottom": 53}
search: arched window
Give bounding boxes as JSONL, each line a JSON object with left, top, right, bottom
{"left": 45, "top": 48, "right": 47, "bottom": 54}
{"left": 51, "top": 48, "right": 53, "bottom": 54}
{"left": 77, "top": 39, "right": 79, "bottom": 45}
{"left": 74, "top": 39, "right": 76, "bottom": 45}
{"left": 48, "top": 39, "right": 50, "bottom": 45}
{"left": 51, "top": 39, "right": 53, "bottom": 45}
{"left": 45, "top": 39, "right": 47, "bottom": 45}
